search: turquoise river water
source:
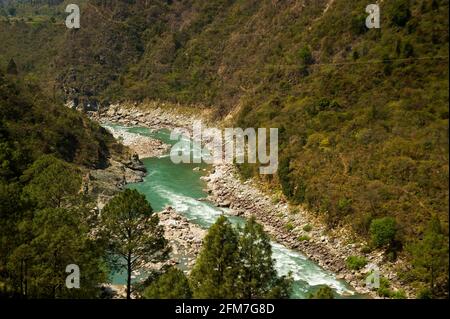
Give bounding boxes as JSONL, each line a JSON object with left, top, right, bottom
{"left": 105, "top": 124, "right": 360, "bottom": 299}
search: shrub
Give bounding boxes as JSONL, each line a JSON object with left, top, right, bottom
{"left": 360, "top": 245, "right": 372, "bottom": 254}
{"left": 143, "top": 267, "right": 192, "bottom": 299}
{"left": 337, "top": 197, "right": 353, "bottom": 214}
{"left": 391, "top": 0, "right": 411, "bottom": 27}
{"left": 369, "top": 217, "right": 397, "bottom": 248}
{"left": 350, "top": 14, "right": 367, "bottom": 35}
{"left": 284, "top": 222, "right": 294, "bottom": 232}
{"left": 298, "top": 235, "right": 310, "bottom": 242}
{"left": 298, "top": 46, "right": 313, "bottom": 65}
{"left": 377, "top": 286, "right": 392, "bottom": 298}
{"left": 376, "top": 277, "right": 394, "bottom": 298}
{"left": 302, "top": 224, "right": 312, "bottom": 232}
{"left": 375, "top": 278, "right": 405, "bottom": 299}
{"left": 345, "top": 256, "right": 368, "bottom": 270}
{"left": 309, "top": 285, "right": 334, "bottom": 299}
{"left": 417, "top": 288, "right": 432, "bottom": 299}
{"left": 271, "top": 194, "right": 281, "bottom": 204}
{"left": 391, "top": 289, "right": 407, "bottom": 299}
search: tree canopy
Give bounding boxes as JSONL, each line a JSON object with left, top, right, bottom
{"left": 190, "top": 215, "right": 292, "bottom": 299}
{"left": 101, "top": 189, "right": 169, "bottom": 299}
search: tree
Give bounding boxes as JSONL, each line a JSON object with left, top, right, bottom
{"left": 190, "top": 216, "right": 292, "bottom": 299}
{"left": 190, "top": 215, "right": 239, "bottom": 298}
{"left": 299, "top": 46, "right": 313, "bottom": 66}
{"left": 0, "top": 150, "right": 106, "bottom": 298}
{"left": 369, "top": 217, "right": 397, "bottom": 248}
{"left": 408, "top": 216, "right": 449, "bottom": 298}
{"left": 101, "top": 189, "right": 169, "bottom": 299}
{"left": 0, "top": 181, "right": 24, "bottom": 265}
{"left": 7, "top": 207, "right": 107, "bottom": 298}
{"left": 6, "top": 58, "right": 17, "bottom": 75}
{"left": 143, "top": 267, "right": 191, "bottom": 299}
{"left": 237, "top": 216, "right": 291, "bottom": 298}
{"left": 298, "top": 46, "right": 313, "bottom": 76}
{"left": 7, "top": 7, "right": 16, "bottom": 17}
{"left": 22, "top": 155, "right": 81, "bottom": 209}
{"left": 309, "top": 285, "right": 335, "bottom": 299}
{"left": 391, "top": 0, "right": 411, "bottom": 27}
{"left": 263, "top": 275, "right": 294, "bottom": 299}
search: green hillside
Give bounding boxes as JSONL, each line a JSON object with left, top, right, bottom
{"left": 0, "top": 0, "right": 448, "bottom": 297}
{"left": 0, "top": 71, "right": 119, "bottom": 170}
{"left": 0, "top": 69, "right": 129, "bottom": 297}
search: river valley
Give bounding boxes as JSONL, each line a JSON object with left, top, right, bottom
{"left": 104, "top": 124, "right": 360, "bottom": 299}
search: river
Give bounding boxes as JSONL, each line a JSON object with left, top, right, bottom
{"left": 106, "top": 124, "right": 360, "bottom": 299}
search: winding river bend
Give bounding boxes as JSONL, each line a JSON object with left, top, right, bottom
{"left": 106, "top": 125, "right": 360, "bottom": 299}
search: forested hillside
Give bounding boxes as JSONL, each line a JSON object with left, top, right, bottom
{"left": 0, "top": 69, "right": 132, "bottom": 297}
{"left": 0, "top": 0, "right": 448, "bottom": 297}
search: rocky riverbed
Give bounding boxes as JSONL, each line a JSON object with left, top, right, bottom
{"left": 89, "top": 102, "right": 411, "bottom": 298}
{"left": 123, "top": 208, "right": 206, "bottom": 275}
{"left": 105, "top": 125, "right": 170, "bottom": 159}
{"left": 83, "top": 104, "right": 209, "bottom": 298}
{"left": 157, "top": 207, "right": 206, "bottom": 271}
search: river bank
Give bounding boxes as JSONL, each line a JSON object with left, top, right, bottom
{"left": 89, "top": 102, "right": 411, "bottom": 298}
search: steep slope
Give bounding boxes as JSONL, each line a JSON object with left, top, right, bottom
{"left": 0, "top": 71, "right": 122, "bottom": 172}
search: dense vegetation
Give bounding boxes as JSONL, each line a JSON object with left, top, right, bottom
{"left": 0, "top": 70, "right": 120, "bottom": 169}
{"left": 0, "top": 70, "right": 121, "bottom": 297}
{"left": 0, "top": 0, "right": 448, "bottom": 297}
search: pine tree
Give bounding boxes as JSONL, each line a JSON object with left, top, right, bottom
{"left": 237, "top": 216, "right": 279, "bottom": 298}
{"left": 190, "top": 216, "right": 292, "bottom": 299}
{"left": 6, "top": 58, "right": 17, "bottom": 75}
{"left": 7, "top": 207, "right": 107, "bottom": 298}
{"left": 408, "top": 216, "right": 449, "bottom": 298}
{"left": 143, "top": 267, "right": 191, "bottom": 299}
{"left": 22, "top": 155, "right": 81, "bottom": 209}
{"left": 2, "top": 155, "right": 105, "bottom": 298}
{"left": 190, "top": 215, "right": 239, "bottom": 298}
{"left": 101, "top": 189, "right": 169, "bottom": 299}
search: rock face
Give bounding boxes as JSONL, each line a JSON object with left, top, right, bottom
{"left": 89, "top": 102, "right": 199, "bottom": 131}
{"left": 85, "top": 155, "right": 147, "bottom": 210}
